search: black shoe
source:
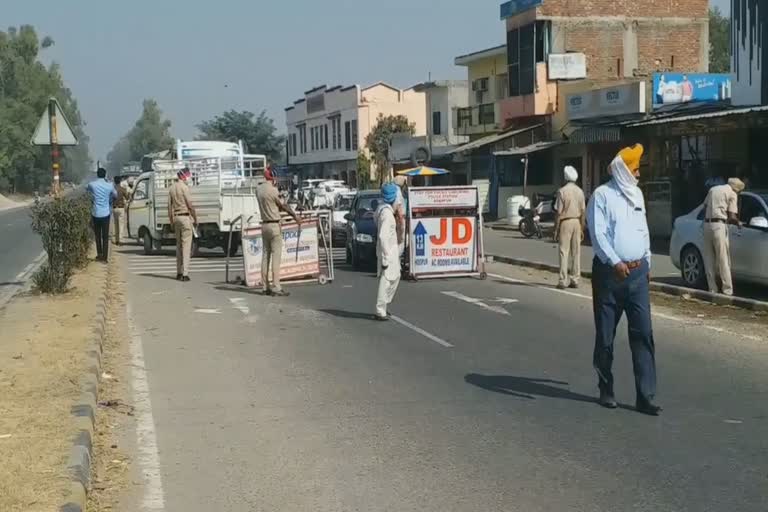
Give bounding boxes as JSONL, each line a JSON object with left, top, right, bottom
{"left": 263, "top": 289, "right": 273, "bottom": 296}
{"left": 176, "top": 274, "right": 183, "bottom": 281}
{"left": 181, "top": 276, "right": 191, "bottom": 282}
{"left": 635, "top": 400, "right": 662, "bottom": 416}
{"left": 569, "top": 282, "right": 579, "bottom": 289}
{"left": 272, "top": 290, "right": 290, "bottom": 297}
{"left": 598, "top": 390, "right": 618, "bottom": 409}
{"left": 373, "top": 314, "right": 389, "bottom": 321}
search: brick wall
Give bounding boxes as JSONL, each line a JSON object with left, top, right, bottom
{"left": 636, "top": 23, "right": 703, "bottom": 74}
{"left": 538, "top": 0, "right": 708, "bottom": 18}
{"left": 555, "top": 22, "right": 625, "bottom": 79}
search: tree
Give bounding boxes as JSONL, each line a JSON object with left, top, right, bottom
{"left": 106, "top": 99, "right": 173, "bottom": 172}
{"left": 196, "top": 110, "right": 285, "bottom": 162}
{"left": 0, "top": 25, "right": 91, "bottom": 193}
{"left": 356, "top": 152, "right": 372, "bottom": 189}
{"left": 709, "top": 7, "right": 731, "bottom": 74}
{"left": 364, "top": 114, "right": 415, "bottom": 185}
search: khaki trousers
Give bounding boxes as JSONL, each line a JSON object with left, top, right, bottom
{"left": 376, "top": 270, "right": 401, "bottom": 318}
{"left": 703, "top": 222, "right": 733, "bottom": 295}
{"left": 112, "top": 208, "right": 125, "bottom": 244}
{"left": 261, "top": 223, "right": 283, "bottom": 292}
{"left": 558, "top": 219, "right": 582, "bottom": 286}
{"left": 174, "top": 216, "right": 194, "bottom": 276}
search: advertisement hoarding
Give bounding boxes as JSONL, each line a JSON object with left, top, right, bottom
{"left": 566, "top": 82, "right": 646, "bottom": 120}
{"left": 411, "top": 217, "right": 477, "bottom": 274}
{"left": 652, "top": 73, "right": 732, "bottom": 109}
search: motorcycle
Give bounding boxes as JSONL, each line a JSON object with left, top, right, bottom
{"left": 518, "top": 193, "right": 556, "bottom": 239}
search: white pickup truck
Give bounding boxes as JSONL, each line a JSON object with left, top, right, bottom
{"left": 126, "top": 156, "right": 263, "bottom": 256}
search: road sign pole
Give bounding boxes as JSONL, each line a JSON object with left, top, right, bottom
{"left": 48, "top": 99, "right": 60, "bottom": 197}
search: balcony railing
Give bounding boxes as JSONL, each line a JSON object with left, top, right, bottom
{"left": 453, "top": 103, "right": 501, "bottom": 136}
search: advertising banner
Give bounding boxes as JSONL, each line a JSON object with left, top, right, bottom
{"left": 411, "top": 217, "right": 477, "bottom": 274}
{"left": 242, "top": 221, "right": 320, "bottom": 287}
{"left": 652, "top": 73, "right": 732, "bottom": 109}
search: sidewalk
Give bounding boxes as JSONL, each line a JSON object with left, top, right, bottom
{"left": 483, "top": 227, "right": 768, "bottom": 307}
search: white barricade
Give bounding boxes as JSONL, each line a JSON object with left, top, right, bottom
{"left": 406, "top": 186, "right": 486, "bottom": 280}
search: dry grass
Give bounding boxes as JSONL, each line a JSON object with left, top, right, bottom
{"left": 0, "top": 262, "right": 106, "bottom": 512}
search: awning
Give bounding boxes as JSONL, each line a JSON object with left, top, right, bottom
{"left": 493, "top": 140, "right": 565, "bottom": 156}
{"left": 625, "top": 105, "right": 768, "bottom": 128}
{"left": 568, "top": 126, "right": 621, "bottom": 144}
{"left": 447, "top": 124, "right": 543, "bottom": 155}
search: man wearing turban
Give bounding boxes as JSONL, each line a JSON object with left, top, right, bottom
{"left": 374, "top": 182, "right": 402, "bottom": 320}
{"left": 701, "top": 177, "right": 745, "bottom": 296}
{"left": 586, "top": 144, "right": 660, "bottom": 416}
{"left": 554, "top": 165, "right": 586, "bottom": 289}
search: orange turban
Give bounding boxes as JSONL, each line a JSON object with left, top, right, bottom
{"left": 616, "top": 144, "right": 644, "bottom": 173}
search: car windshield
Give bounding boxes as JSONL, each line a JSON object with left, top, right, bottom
{"left": 357, "top": 195, "right": 382, "bottom": 212}
{"left": 335, "top": 196, "right": 354, "bottom": 210}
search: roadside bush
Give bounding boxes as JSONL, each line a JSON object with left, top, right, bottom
{"left": 30, "top": 195, "right": 92, "bottom": 293}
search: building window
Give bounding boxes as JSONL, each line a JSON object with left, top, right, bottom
{"left": 457, "top": 107, "right": 472, "bottom": 127}
{"left": 432, "top": 112, "right": 442, "bottom": 135}
{"left": 351, "top": 120, "right": 358, "bottom": 151}
{"left": 507, "top": 21, "right": 550, "bottom": 97}
{"left": 330, "top": 116, "right": 341, "bottom": 150}
{"left": 345, "top": 121, "right": 351, "bottom": 151}
{"left": 298, "top": 124, "right": 307, "bottom": 153}
{"left": 290, "top": 133, "right": 297, "bottom": 156}
{"left": 496, "top": 74, "right": 509, "bottom": 100}
{"left": 310, "top": 127, "right": 315, "bottom": 151}
{"left": 324, "top": 124, "right": 329, "bottom": 149}
{"left": 479, "top": 104, "right": 495, "bottom": 125}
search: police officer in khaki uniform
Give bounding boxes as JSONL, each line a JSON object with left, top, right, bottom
{"left": 702, "top": 177, "right": 745, "bottom": 296}
{"left": 554, "top": 165, "right": 586, "bottom": 289}
{"left": 256, "top": 167, "right": 301, "bottom": 296}
{"left": 168, "top": 167, "right": 197, "bottom": 282}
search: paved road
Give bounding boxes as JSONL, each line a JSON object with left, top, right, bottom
{"left": 0, "top": 205, "right": 42, "bottom": 286}
{"left": 118, "top": 246, "right": 768, "bottom": 511}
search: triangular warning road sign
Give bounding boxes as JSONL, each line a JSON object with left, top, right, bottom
{"left": 31, "top": 98, "right": 79, "bottom": 146}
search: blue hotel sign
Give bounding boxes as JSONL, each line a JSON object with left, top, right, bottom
{"left": 500, "top": 0, "right": 543, "bottom": 19}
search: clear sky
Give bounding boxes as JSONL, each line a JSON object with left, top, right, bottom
{"left": 5, "top": 0, "right": 730, "bottom": 160}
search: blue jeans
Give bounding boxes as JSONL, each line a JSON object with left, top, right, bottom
{"left": 592, "top": 258, "right": 657, "bottom": 403}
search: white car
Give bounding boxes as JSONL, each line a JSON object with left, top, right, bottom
{"left": 670, "top": 191, "right": 768, "bottom": 288}
{"left": 332, "top": 192, "right": 356, "bottom": 242}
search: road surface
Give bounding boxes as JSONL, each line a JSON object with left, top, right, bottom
{"left": 116, "top": 246, "right": 768, "bottom": 512}
{"left": 0, "top": 205, "right": 42, "bottom": 288}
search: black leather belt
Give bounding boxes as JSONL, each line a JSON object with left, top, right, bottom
{"left": 175, "top": 213, "right": 190, "bottom": 217}
{"left": 262, "top": 220, "right": 280, "bottom": 224}
{"left": 705, "top": 218, "right": 726, "bottom": 223}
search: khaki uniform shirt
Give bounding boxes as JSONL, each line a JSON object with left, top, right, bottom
{"left": 704, "top": 184, "right": 738, "bottom": 220}
{"left": 169, "top": 181, "right": 193, "bottom": 216}
{"left": 555, "top": 182, "right": 586, "bottom": 220}
{"left": 257, "top": 181, "right": 282, "bottom": 222}
{"left": 114, "top": 186, "right": 130, "bottom": 209}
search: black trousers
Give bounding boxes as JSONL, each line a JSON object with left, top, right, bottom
{"left": 93, "top": 215, "right": 111, "bottom": 260}
{"left": 592, "top": 258, "right": 657, "bottom": 403}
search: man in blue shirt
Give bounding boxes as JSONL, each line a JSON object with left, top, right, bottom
{"left": 87, "top": 168, "right": 117, "bottom": 262}
{"left": 586, "top": 144, "right": 660, "bottom": 416}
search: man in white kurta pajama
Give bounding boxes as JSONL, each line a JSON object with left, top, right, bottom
{"left": 374, "top": 183, "right": 402, "bottom": 321}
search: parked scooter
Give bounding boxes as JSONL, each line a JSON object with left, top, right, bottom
{"left": 518, "top": 193, "right": 556, "bottom": 239}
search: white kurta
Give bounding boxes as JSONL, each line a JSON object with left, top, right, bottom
{"left": 375, "top": 204, "right": 401, "bottom": 317}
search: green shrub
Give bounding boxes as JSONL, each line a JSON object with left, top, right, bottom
{"left": 30, "top": 195, "right": 93, "bottom": 293}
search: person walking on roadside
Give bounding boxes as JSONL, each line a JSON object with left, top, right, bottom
{"left": 168, "top": 167, "right": 197, "bottom": 282}
{"left": 702, "top": 177, "right": 744, "bottom": 296}
{"left": 374, "top": 183, "right": 401, "bottom": 321}
{"left": 587, "top": 144, "right": 661, "bottom": 416}
{"left": 87, "top": 168, "right": 117, "bottom": 262}
{"left": 112, "top": 177, "right": 130, "bottom": 246}
{"left": 554, "top": 166, "right": 586, "bottom": 289}
{"left": 256, "top": 166, "right": 302, "bottom": 297}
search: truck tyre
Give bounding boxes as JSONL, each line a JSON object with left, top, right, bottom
{"left": 142, "top": 232, "right": 154, "bottom": 255}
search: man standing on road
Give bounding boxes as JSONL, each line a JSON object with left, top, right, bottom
{"left": 374, "top": 183, "right": 401, "bottom": 321}
{"left": 168, "top": 167, "right": 197, "bottom": 282}
{"left": 587, "top": 144, "right": 661, "bottom": 416}
{"left": 702, "top": 177, "right": 744, "bottom": 296}
{"left": 393, "top": 175, "right": 408, "bottom": 256}
{"left": 554, "top": 166, "right": 586, "bottom": 289}
{"left": 87, "top": 168, "right": 117, "bottom": 262}
{"left": 112, "top": 177, "right": 130, "bottom": 246}
{"left": 256, "top": 166, "right": 302, "bottom": 297}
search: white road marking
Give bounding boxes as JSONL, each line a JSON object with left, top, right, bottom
{"left": 488, "top": 273, "right": 766, "bottom": 342}
{"left": 127, "top": 301, "right": 166, "bottom": 510}
{"left": 390, "top": 315, "right": 453, "bottom": 348}
{"left": 493, "top": 297, "right": 520, "bottom": 304}
{"left": 724, "top": 419, "right": 744, "bottom": 424}
{"left": 229, "top": 297, "right": 250, "bottom": 315}
{"left": 194, "top": 308, "right": 221, "bottom": 314}
{"left": 442, "top": 291, "right": 512, "bottom": 316}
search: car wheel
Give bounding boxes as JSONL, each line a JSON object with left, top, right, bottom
{"left": 681, "top": 245, "right": 706, "bottom": 289}
{"left": 142, "top": 231, "right": 154, "bottom": 255}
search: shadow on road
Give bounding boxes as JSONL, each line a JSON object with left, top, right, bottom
{"left": 0, "top": 281, "right": 23, "bottom": 288}
{"left": 319, "top": 308, "right": 375, "bottom": 321}
{"left": 465, "top": 373, "right": 598, "bottom": 404}
{"left": 135, "top": 273, "right": 182, "bottom": 282}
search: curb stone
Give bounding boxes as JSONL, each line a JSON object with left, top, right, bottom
{"left": 60, "top": 263, "right": 110, "bottom": 512}
{"left": 488, "top": 254, "right": 768, "bottom": 312}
